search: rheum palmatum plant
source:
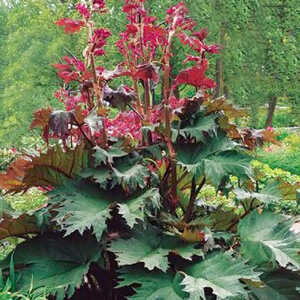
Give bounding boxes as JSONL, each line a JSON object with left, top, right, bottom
{"left": 0, "top": 1, "right": 300, "bottom": 299}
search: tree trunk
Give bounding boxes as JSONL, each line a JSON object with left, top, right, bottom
{"left": 214, "top": 22, "right": 225, "bottom": 98}
{"left": 215, "top": 57, "right": 224, "bottom": 97}
{"left": 265, "top": 96, "right": 277, "bottom": 128}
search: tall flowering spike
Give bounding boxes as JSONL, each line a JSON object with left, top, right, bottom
{"left": 104, "top": 108, "right": 160, "bottom": 141}
{"left": 123, "top": 0, "right": 147, "bottom": 23}
{"left": 55, "top": 18, "right": 85, "bottom": 33}
{"left": 117, "top": 0, "right": 166, "bottom": 61}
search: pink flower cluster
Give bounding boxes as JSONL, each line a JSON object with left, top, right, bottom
{"left": 104, "top": 108, "right": 160, "bottom": 140}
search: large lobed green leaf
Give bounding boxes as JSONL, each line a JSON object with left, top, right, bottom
{"left": 112, "top": 158, "right": 149, "bottom": 190}
{"left": 238, "top": 210, "right": 300, "bottom": 269}
{"left": 234, "top": 181, "right": 296, "bottom": 207}
{"left": 181, "top": 252, "right": 260, "bottom": 299}
{"left": 176, "top": 133, "right": 252, "bottom": 186}
{"left": 109, "top": 226, "right": 203, "bottom": 272}
{"left": 93, "top": 144, "right": 127, "bottom": 166}
{"left": 179, "top": 114, "right": 218, "bottom": 142}
{"left": 118, "top": 267, "right": 185, "bottom": 300}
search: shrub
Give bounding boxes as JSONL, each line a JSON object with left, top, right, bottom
{"left": 251, "top": 160, "right": 300, "bottom": 215}
{"left": 256, "top": 133, "right": 300, "bottom": 175}
{"left": 0, "top": 1, "right": 299, "bottom": 299}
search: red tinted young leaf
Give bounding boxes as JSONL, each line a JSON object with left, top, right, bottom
{"left": 0, "top": 157, "right": 32, "bottom": 191}
{"left": 204, "top": 97, "right": 247, "bottom": 118}
{"left": 0, "top": 143, "right": 88, "bottom": 193}
{"left": 262, "top": 128, "right": 281, "bottom": 146}
{"left": 219, "top": 116, "right": 242, "bottom": 139}
{"left": 30, "top": 107, "right": 53, "bottom": 130}
{"left": 206, "top": 44, "right": 221, "bottom": 54}
{"left": 173, "top": 60, "right": 215, "bottom": 89}
{"left": 53, "top": 56, "right": 85, "bottom": 83}
{"left": 55, "top": 18, "right": 85, "bottom": 33}
{"left": 238, "top": 128, "right": 280, "bottom": 150}
{"left": 48, "top": 111, "right": 74, "bottom": 140}
{"left": 0, "top": 214, "right": 39, "bottom": 240}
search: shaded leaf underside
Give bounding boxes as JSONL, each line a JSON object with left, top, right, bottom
{"left": 0, "top": 233, "right": 101, "bottom": 300}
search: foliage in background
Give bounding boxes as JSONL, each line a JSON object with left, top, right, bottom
{"left": 0, "top": 1, "right": 299, "bottom": 300}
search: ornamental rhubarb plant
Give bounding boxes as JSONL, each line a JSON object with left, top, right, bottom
{"left": 0, "top": 1, "right": 299, "bottom": 299}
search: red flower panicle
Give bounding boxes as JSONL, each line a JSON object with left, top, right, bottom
{"left": 92, "top": 28, "right": 112, "bottom": 56}
{"left": 92, "top": 0, "right": 106, "bottom": 10}
{"left": 76, "top": 3, "right": 90, "bottom": 19}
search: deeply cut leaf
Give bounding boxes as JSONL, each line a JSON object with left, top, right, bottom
{"left": 112, "top": 157, "right": 149, "bottom": 190}
{"left": 234, "top": 182, "right": 282, "bottom": 206}
{"left": 179, "top": 114, "right": 217, "bottom": 142}
{"left": 238, "top": 210, "right": 300, "bottom": 269}
{"left": 50, "top": 180, "right": 114, "bottom": 241}
{"left": 93, "top": 144, "right": 127, "bottom": 165}
{"left": 109, "top": 226, "right": 203, "bottom": 272}
{"left": 177, "top": 133, "right": 252, "bottom": 186}
{"left": 182, "top": 252, "right": 260, "bottom": 299}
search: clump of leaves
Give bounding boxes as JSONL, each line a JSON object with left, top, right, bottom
{"left": 0, "top": 1, "right": 299, "bottom": 299}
